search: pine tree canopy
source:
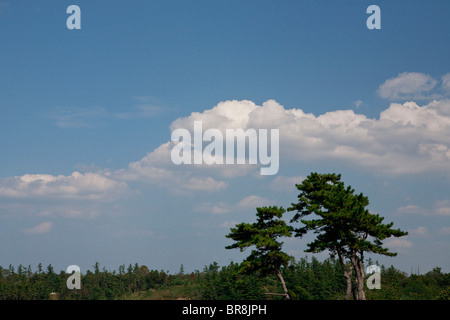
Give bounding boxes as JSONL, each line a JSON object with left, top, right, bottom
{"left": 288, "top": 172, "right": 408, "bottom": 258}
{"left": 225, "top": 206, "right": 293, "bottom": 275}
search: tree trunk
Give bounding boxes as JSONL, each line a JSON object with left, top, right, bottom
{"left": 350, "top": 250, "right": 366, "bottom": 300}
{"left": 338, "top": 252, "right": 353, "bottom": 300}
{"left": 276, "top": 269, "right": 290, "bottom": 300}
{"left": 344, "top": 269, "right": 353, "bottom": 300}
{"left": 357, "top": 253, "right": 366, "bottom": 300}
{"left": 355, "top": 265, "right": 365, "bottom": 300}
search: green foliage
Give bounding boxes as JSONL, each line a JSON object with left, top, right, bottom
{"left": 193, "top": 258, "right": 450, "bottom": 300}
{"left": 282, "top": 256, "right": 346, "bottom": 300}
{"left": 0, "top": 260, "right": 449, "bottom": 300}
{"left": 194, "top": 261, "right": 266, "bottom": 300}
{"left": 226, "top": 206, "right": 293, "bottom": 275}
{"left": 225, "top": 206, "right": 293, "bottom": 298}
{"left": 0, "top": 262, "right": 172, "bottom": 300}
{"left": 288, "top": 172, "right": 409, "bottom": 299}
{"left": 288, "top": 172, "right": 408, "bottom": 258}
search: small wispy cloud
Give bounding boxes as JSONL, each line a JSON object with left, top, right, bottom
{"left": 114, "top": 104, "right": 168, "bottom": 119}
{"left": 377, "top": 72, "right": 449, "bottom": 101}
{"left": 409, "top": 226, "right": 429, "bottom": 238}
{"left": 269, "top": 175, "right": 304, "bottom": 192}
{"left": 193, "top": 202, "right": 232, "bottom": 215}
{"left": 397, "top": 200, "right": 450, "bottom": 217}
{"left": 434, "top": 200, "right": 450, "bottom": 216}
{"left": 397, "top": 205, "right": 425, "bottom": 215}
{"left": 48, "top": 106, "right": 106, "bottom": 128}
{"left": 384, "top": 237, "right": 413, "bottom": 251}
{"left": 438, "top": 226, "right": 450, "bottom": 235}
{"left": 441, "top": 73, "right": 450, "bottom": 93}
{"left": 22, "top": 221, "right": 53, "bottom": 235}
{"left": 353, "top": 100, "right": 363, "bottom": 108}
{"left": 184, "top": 177, "right": 228, "bottom": 192}
{"left": 220, "top": 220, "right": 238, "bottom": 229}
{"left": 237, "top": 195, "right": 272, "bottom": 208}
{"left": 48, "top": 97, "right": 173, "bottom": 128}
{"left": 114, "top": 96, "right": 174, "bottom": 119}
{"left": 193, "top": 195, "right": 273, "bottom": 215}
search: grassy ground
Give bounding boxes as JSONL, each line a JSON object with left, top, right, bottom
{"left": 123, "top": 285, "right": 196, "bottom": 300}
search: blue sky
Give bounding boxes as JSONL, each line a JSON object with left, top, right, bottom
{"left": 1, "top": 0, "right": 450, "bottom": 275}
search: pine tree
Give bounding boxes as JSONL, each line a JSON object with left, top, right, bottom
{"left": 226, "top": 206, "right": 293, "bottom": 299}
{"left": 288, "top": 172, "right": 408, "bottom": 300}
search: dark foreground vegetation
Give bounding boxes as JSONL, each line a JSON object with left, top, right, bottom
{"left": 1, "top": 257, "right": 449, "bottom": 300}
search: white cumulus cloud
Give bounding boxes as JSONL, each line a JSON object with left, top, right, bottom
{"left": 5, "top": 79, "right": 450, "bottom": 216}
{"left": 0, "top": 171, "right": 128, "bottom": 200}
{"left": 118, "top": 97, "right": 450, "bottom": 181}
{"left": 114, "top": 142, "right": 229, "bottom": 194}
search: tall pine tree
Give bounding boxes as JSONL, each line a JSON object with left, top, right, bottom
{"left": 288, "top": 172, "right": 408, "bottom": 300}
{"left": 226, "top": 206, "right": 293, "bottom": 299}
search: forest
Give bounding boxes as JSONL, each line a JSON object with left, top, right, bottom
{"left": 0, "top": 257, "right": 449, "bottom": 300}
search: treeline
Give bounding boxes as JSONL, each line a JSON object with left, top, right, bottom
{"left": 0, "top": 262, "right": 176, "bottom": 300}
{"left": 195, "top": 257, "right": 450, "bottom": 300}
{"left": 1, "top": 257, "right": 449, "bottom": 300}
